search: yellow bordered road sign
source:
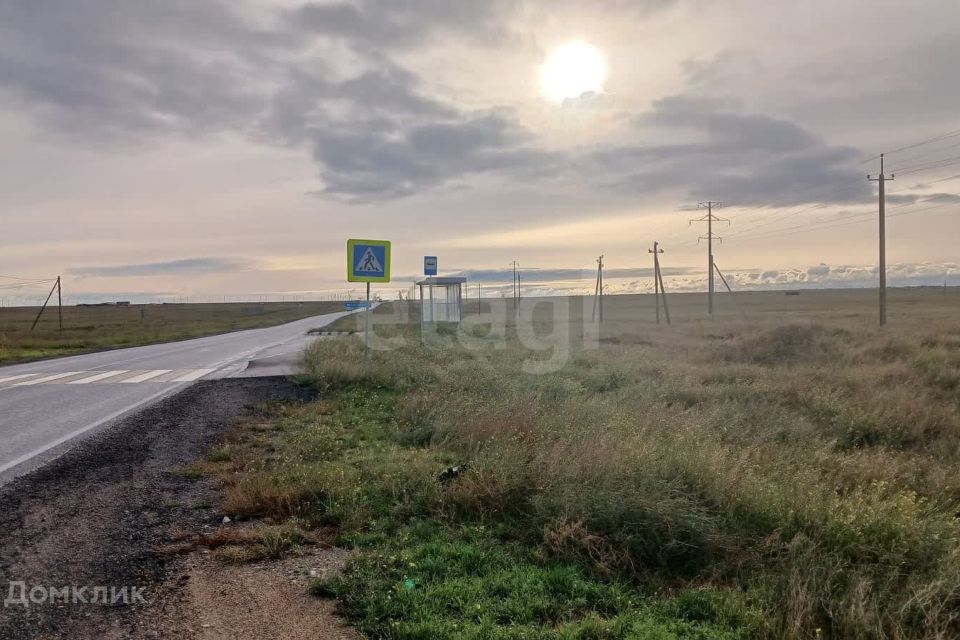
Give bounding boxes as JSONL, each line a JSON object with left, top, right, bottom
{"left": 347, "top": 239, "right": 391, "bottom": 283}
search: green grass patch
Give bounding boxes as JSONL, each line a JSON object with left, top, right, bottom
{"left": 320, "top": 521, "right": 760, "bottom": 639}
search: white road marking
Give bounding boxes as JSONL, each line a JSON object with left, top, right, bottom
{"left": 120, "top": 369, "right": 172, "bottom": 383}
{"left": 0, "top": 374, "right": 39, "bottom": 385}
{"left": 171, "top": 368, "right": 216, "bottom": 382}
{"left": 14, "top": 372, "right": 82, "bottom": 386}
{"left": 68, "top": 370, "right": 129, "bottom": 385}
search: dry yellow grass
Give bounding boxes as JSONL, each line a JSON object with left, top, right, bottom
{"left": 299, "top": 287, "right": 960, "bottom": 638}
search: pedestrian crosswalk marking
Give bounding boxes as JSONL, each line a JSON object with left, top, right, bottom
{"left": 120, "top": 369, "right": 172, "bottom": 383}
{"left": 0, "top": 368, "right": 222, "bottom": 389}
{"left": 171, "top": 368, "right": 215, "bottom": 382}
{"left": 14, "top": 372, "right": 79, "bottom": 386}
{"left": 0, "top": 374, "right": 39, "bottom": 385}
{"left": 69, "top": 370, "right": 129, "bottom": 384}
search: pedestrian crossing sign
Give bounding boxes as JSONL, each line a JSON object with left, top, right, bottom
{"left": 347, "top": 239, "right": 391, "bottom": 283}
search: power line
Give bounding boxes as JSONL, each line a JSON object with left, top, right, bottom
{"left": 0, "top": 275, "right": 55, "bottom": 283}
{"left": 727, "top": 199, "right": 955, "bottom": 245}
{"left": 884, "top": 128, "right": 960, "bottom": 156}
{"left": 726, "top": 202, "right": 828, "bottom": 238}
{"left": 895, "top": 156, "right": 960, "bottom": 176}
{"left": 882, "top": 137, "right": 960, "bottom": 168}
{"left": 724, "top": 176, "right": 956, "bottom": 243}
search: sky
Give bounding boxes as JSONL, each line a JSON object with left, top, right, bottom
{"left": 1, "top": 0, "right": 959, "bottom": 304}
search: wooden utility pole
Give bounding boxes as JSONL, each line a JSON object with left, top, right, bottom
{"left": 649, "top": 242, "right": 670, "bottom": 325}
{"left": 56, "top": 276, "right": 62, "bottom": 332}
{"left": 592, "top": 255, "right": 604, "bottom": 323}
{"left": 868, "top": 154, "right": 894, "bottom": 326}
{"left": 690, "top": 202, "right": 728, "bottom": 316}
{"left": 30, "top": 278, "right": 60, "bottom": 332}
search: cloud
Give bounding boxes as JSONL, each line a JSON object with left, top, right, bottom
{"left": 1, "top": 0, "right": 943, "bottom": 208}
{"left": 261, "top": 55, "right": 553, "bottom": 200}
{"left": 720, "top": 262, "right": 960, "bottom": 290}
{"left": 0, "top": 0, "right": 281, "bottom": 141}
{"left": 69, "top": 257, "right": 253, "bottom": 278}
{"left": 0, "top": 0, "right": 550, "bottom": 201}
{"left": 285, "top": 1, "right": 511, "bottom": 51}
{"left": 589, "top": 96, "right": 871, "bottom": 207}
{"left": 923, "top": 193, "right": 960, "bottom": 204}
{"left": 310, "top": 111, "right": 554, "bottom": 200}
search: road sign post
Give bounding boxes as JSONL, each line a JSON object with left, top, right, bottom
{"left": 424, "top": 256, "right": 437, "bottom": 322}
{"left": 347, "top": 239, "right": 392, "bottom": 352}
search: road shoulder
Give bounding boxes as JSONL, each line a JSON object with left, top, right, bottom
{"left": 0, "top": 377, "right": 355, "bottom": 639}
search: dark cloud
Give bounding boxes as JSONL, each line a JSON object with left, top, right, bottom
{"left": 589, "top": 96, "right": 871, "bottom": 206}
{"left": 262, "top": 62, "right": 458, "bottom": 143}
{"left": 0, "top": 0, "right": 546, "bottom": 200}
{"left": 888, "top": 194, "right": 921, "bottom": 205}
{"left": 70, "top": 257, "right": 252, "bottom": 278}
{"left": 923, "top": 193, "right": 960, "bottom": 204}
{"left": 0, "top": 0, "right": 282, "bottom": 140}
{"left": 311, "top": 111, "right": 554, "bottom": 200}
{"left": 286, "top": 1, "right": 511, "bottom": 50}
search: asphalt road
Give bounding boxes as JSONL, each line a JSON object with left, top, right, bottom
{"left": 0, "top": 310, "right": 351, "bottom": 484}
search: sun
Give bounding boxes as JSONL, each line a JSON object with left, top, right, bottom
{"left": 540, "top": 41, "right": 608, "bottom": 103}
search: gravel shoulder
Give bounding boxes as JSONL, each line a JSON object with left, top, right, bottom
{"left": 0, "top": 377, "right": 357, "bottom": 639}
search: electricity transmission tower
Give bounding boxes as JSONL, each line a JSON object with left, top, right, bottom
{"left": 648, "top": 242, "right": 670, "bottom": 325}
{"left": 690, "top": 201, "right": 728, "bottom": 315}
{"left": 868, "top": 154, "right": 894, "bottom": 326}
{"left": 592, "top": 255, "right": 604, "bottom": 323}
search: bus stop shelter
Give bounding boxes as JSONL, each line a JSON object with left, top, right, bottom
{"left": 416, "top": 276, "right": 466, "bottom": 326}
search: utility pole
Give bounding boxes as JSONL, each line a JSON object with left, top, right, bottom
{"left": 57, "top": 276, "right": 62, "bottom": 332}
{"left": 690, "top": 201, "right": 728, "bottom": 316}
{"left": 868, "top": 154, "right": 894, "bottom": 326}
{"left": 649, "top": 242, "right": 670, "bottom": 325}
{"left": 30, "top": 278, "right": 60, "bottom": 332}
{"left": 592, "top": 255, "right": 604, "bottom": 323}
{"left": 511, "top": 260, "right": 519, "bottom": 307}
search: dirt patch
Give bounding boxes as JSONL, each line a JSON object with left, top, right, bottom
{"left": 140, "top": 546, "right": 360, "bottom": 640}
{"left": 0, "top": 377, "right": 356, "bottom": 639}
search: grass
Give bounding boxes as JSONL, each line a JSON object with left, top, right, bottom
{"left": 208, "top": 287, "right": 960, "bottom": 639}
{"left": 0, "top": 300, "right": 344, "bottom": 364}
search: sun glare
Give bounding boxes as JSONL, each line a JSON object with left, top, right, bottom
{"left": 540, "top": 41, "right": 608, "bottom": 103}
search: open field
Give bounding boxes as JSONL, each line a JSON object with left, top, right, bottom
{"left": 206, "top": 288, "right": 959, "bottom": 639}
{"left": 0, "top": 301, "right": 345, "bottom": 364}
